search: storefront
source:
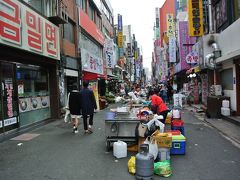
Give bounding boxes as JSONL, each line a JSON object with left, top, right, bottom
{"left": 0, "top": 0, "right": 60, "bottom": 135}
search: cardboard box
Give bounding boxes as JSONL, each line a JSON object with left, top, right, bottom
{"left": 152, "top": 133, "right": 172, "bottom": 148}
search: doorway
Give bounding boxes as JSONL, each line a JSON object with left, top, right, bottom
{"left": 0, "top": 62, "right": 19, "bottom": 134}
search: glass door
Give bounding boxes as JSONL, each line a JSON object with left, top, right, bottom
{"left": 0, "top": 62, "right": 19, "bottom": 134}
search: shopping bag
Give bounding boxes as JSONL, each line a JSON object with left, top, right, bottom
{"left": 144, "top": 137, "right": 158, "bottom": 160}
{"left": 128, "top": 156, "right": 136, "bottom": 174}
{"left": 138, "top": 123, "right": 148, "bottom": 137}
{"left": 154, "top": 160, "right": 172, "bottom": 177}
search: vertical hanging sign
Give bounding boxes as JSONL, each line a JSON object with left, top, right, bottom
{"left": 169, "top": 37, "right": 176, "bottom": 63}
{"left": 188, "top": 0, "right": 203, "bottom": 36}
{"left": 167, "top": 14, "right": 175, "bottom": 37}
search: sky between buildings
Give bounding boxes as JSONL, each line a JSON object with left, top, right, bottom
{"left": 110, "top": 0, "right": 166, "bottom": 72}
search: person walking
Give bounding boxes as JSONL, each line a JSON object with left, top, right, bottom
{"left": 80, "top": 81, "right": 97, "bottom": 134}
{"left": 68, "top": 85, "right": 81, "bottom": 133}
{"left": 149, "top": 89, "right": 169, "bottom": 124}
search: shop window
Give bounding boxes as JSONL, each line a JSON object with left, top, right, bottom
{"left": 16, "top": 65, "right": 49, "bottom": 97}
{"left": 220, "top": 68, "right": 233, "bottom": 90}
{"left": 23, "top": 0, "right": 44, "bottom": 14}
{"left": 63, "top": 22, "right": 75, "bottom": 43}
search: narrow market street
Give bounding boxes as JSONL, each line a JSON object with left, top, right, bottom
{"left": 0, "top": 104, "right": 240, "bottom": 180}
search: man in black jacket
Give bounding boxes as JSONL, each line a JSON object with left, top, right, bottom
{"left": 68, "top": 85, "right": 81, "bottom": 133}
{"left": 80, "top": 81, "right": 97, "bottom": 134}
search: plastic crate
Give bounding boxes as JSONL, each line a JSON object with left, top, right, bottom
{"left": 171, "top": 119, "right": 184, "bottom": 126}
{"left": 170, "top": 135, "right": 186, "bottom": 155}
{"left": 165, "top": 130, "right": 181, "bottom": 135}
{"left": 171, "top": 126, "right": 185, "bottom": 135}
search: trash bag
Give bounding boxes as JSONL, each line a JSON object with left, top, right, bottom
{"left": 128, "top": 156, "right": 136, "bottom": 174}
{"left": 154, "top": 160, "right": 172, "bottom": 177}
{"left": 144, "top": 137, "right": 158, "bottom": 160}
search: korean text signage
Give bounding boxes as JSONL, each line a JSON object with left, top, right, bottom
{"left": 186, "top": 51, "right": 199, "bottom": 64}
{"left": 81, "top": 48, "right": 103, "bottom": 75}
{"left": 127, "top": 43, "right": 132, "bottom": 57}
{"left": 117, "top": 14, "right": 123, "bottom": 48}
{"left": 169, "top": 37, "right": 176, "bottom": 63}
{"left": 104, "top": 39, "right": 114, "bottom": 68}
{"left": 167, "top": 14, "right": 175, "bottom": 37}
{"left": 188, "top": 0, "right": 203, "bottom": 36}
{"left": 0, "top": 0, "right": 60, "bottom": 60}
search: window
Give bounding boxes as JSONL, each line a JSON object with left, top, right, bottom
{"left": 81, "top": 0, "right": 86, "bottom": 12}
{"left": 88, "top": 3, "right": 95, "bottom": 22}
{"left": 220, "top": 68, "right": 233, "bottom": 90}
{"left": 16, "top": 65, "right": 49, "bottom": 97}
{"left": 234, "top": 0, "right": 240, "bottom": 19}
{"left": 80, "top": 33, "right": 102, "bottom": 58}
{"left": 96, "top": 14, "right": 102, "bottom": 30}
{"left": 23, "top": 0, "right": 43, "bottom": 14}
{"left": 63, "top": 22, "right": 74, "bottom": 43}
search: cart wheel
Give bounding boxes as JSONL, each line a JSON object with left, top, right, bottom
{"left": 106, "top": 141, "right": 111, "bottom": 152}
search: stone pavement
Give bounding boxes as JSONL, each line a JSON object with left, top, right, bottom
{"left": 184, "top": 105, "right": 240, "bottom": 148}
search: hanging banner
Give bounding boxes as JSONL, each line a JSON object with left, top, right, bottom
{"left": 167, "top": 14, "right": 175, "bottom": 37}
{"left": 81, "top": 48, "right": 103, "bottom": 75}
{"left": 89, "top": 81, "right": 100, "bottom": 111}
{"left": 169, "top": 37, "right": 176, "bottom": 63}
{"left": 104, "top": 39, "right": 114, "bottom": 68}
{"left": 118, "top": 32, "right": 123, "bottom": 48}
{"left": 0, "top": 0, "right": 60, "bottom": 60}
{"left": 188, "top": 0, "right": 204, "bottom": 36}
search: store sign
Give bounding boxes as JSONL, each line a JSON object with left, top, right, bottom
{"left": 79, "top": 8, "right": 104, "bottom": 45}
{"left": 188, "top": 0, "right": 203, "bottom": 36}
{"left": 186, "top": 51, "right": 199, "bottom": 64}
{"left": 5, "top": 79, "right": 13, "bottom": 118}
{"left": 117, "top": 14, "right": 122, "bottom": 31}
{"left": 4, "top": 117, "right": 17, "bottom": 127}
{"left": 167, "top": 14, "right": 175, "bottom": 37}
{"left": 127, "top": 43, "right": 132, "bottom": 57}
{"left": 169, "top": 37, "right": 176, "bottom": 63}
{"left": 179, "top": 21, "right": 196, "bottom": 70}
{"left": 0, "top": 0, "right": 60, "bottom": 60}
{"left": 81, "top": 48, "right": 103, "bottom": 75}
{"left": 118, "top": 32, "right": 123, "bottom": 48}
{"left": 104, "top": 39, "right": 114, "bottom": 68}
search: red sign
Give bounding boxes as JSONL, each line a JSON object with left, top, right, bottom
{"left": 0, "top": 0, "right": 60, "bottom": 60}
{"left": 79, "top": 8, "right": 104, "bottom": 45}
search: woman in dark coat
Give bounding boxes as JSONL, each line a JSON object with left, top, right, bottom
{"left": 80, "top": 81, "right": 97, "bottom": 134}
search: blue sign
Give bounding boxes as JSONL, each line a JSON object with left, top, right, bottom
{"left": 118, "top": 14, "right": 122, "bottom": 31}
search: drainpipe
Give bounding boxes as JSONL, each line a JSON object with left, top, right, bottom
{"left": 208, "top": 0, "right": 214, "bottom": 33}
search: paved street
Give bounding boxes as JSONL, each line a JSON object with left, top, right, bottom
{"left": 1, "top": 104, "right": 240, "bottom": 180}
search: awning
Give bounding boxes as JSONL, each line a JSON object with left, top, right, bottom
{"left": 83, "top": 71, "right": 107, "bottom": 80}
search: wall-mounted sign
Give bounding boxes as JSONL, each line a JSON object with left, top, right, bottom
{"left": 104, "top": 39, "right": 114, "bottom": 68}
{"left": 4, "top": 117, "right": 17, "bottom": 127}
{"left": 167, "top": 14, "right": 175, "bottom": 37}
{"left": 186, "top": 51, "right": 199, "bottom": 64}
{"left": 117, "top": 14, "right": 122, "bottom": 31}
{"left": 169, "top": 37, "right": 176, "bottom": 63}
{"left": 81, "top": 48, "right": 103, "bottom": 75}
{"left": 118, "top": 32, "right": 123, "bottom": 48}
{"left": 188, "top": 0, "right": 204, "bottom": 36}
{"left": 0, "top": 0, "right": 60, "bottom": 60}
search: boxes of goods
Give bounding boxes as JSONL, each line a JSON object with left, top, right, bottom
{"left": 222, "top": 99, "right": 230, "bottom": 108}
{"left": 172, "top": 108, "right": 181, "bottom": 120}
{"left": 165, "top": 114, "right": 172, "bottom": 124}
{"left": 152, "top": 132, "right": 172, "bottom": 148}
{"left": 170, "top": 134, "right": 186, "bottom": 155}
{"left": 171, "top": 120, "right": 185, "bottom": 135}
{"left": 156, "top": 148, "right": 171, "bottom": 161}
{"left": 165, "top": 130, "right": 181, "bottom": 136}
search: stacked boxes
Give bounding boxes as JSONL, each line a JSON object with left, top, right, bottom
{"left": 171, "top": 120, "right": 185, "bottom": 135}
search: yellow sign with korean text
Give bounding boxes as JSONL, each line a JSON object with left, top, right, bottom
{"left": 188, "top": 0, "right": 204, "bottom": 36}
{"left": 118, "top": 32, "right": 124, "bottom": 48}
{"left": 167, "top": 14, "right": 175, "bottom": 37}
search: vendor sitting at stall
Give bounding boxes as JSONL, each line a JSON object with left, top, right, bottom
{"left": 149, "top": 89, "right": 169, "bottom": 124}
